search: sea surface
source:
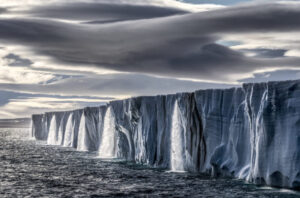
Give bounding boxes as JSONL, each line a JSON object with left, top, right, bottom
{"left": 0, "top": 128, "right": 299, "bottom": 198}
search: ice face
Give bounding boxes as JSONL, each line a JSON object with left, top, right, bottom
{"left": 31, "top": 79, "right": 300, "bottom": 190}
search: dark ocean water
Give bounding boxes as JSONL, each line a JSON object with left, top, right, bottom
{"left": 0, "top": 128, "right": 299, "bottom": 198}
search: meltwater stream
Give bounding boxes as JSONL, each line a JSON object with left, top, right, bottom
{"left": 1, "top": 128, "right": 299, "bottom": 198}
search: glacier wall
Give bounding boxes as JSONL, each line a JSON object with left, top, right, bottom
{"left": 31, "top": 80, "right": 300, "bottom": 190}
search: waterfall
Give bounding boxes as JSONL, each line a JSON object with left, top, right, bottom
{"left": 63, "top": 113, "right": 74, "bottom": 147}
{"left": 29, "top": 120, "right": 34, "bottom": 140}
{"left": 99, "top": 107, "right": 117, "bottom": 158}
{"left": 170, "top": 101, "right": 185, "bottom": 172}
{"left": 77, "top": 113, "right": 88, "bottom": 151}
{"left": 47, "top": 115, "right": 58, "bottom": 145}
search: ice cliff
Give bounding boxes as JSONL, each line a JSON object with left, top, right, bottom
{"left": 31, "top": 80, "right": 300, "bottom": 190}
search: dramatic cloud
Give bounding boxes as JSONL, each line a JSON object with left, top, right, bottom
{"left": 0, "top": 88, "right": 114, "bottom": 118}
{"left": 239, "top": 69, "right": 300, "bottom": 83}
{"left": 0, "top": 73, "right": 235, "bottom": 98}
{"left": 239, "top": 49, "right": 287, "bottom": 58}
{"left": 0, "top": 73, "right": 235, "bottom": 118}
{"left": 0, "top": 3, "right": 300, "bottom": 82}
{"left": 4, "top": 53, "right": 33, "bottom": 67}
{"left": 0, "top": 0, "right": 299, "bottom": 118}
{"left": 28, "top": 2, "right": 188, "bottom": 23}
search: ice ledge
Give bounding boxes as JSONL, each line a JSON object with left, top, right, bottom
{"left": 31, "top": 79, "right": 300, "bottom": 190}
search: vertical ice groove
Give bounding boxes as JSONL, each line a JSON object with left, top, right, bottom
{"left": 245, "top": 85, "right": 255, "bottom": 181}
{"left": 47, "top": 115, "right": 57, "bottom": 145}
{"left": 99, "top": 106, "right": 117, "bottom": 158}
{"left": 253, "top": 88, "right": 268, "bottom": 178}
{"left": 245, "top": 85, "right": 268, "bottom": 181}
{"left": 134, "top": 118, "right": 146, "bottom": 162}
{"left": 118, "top": 125, "right": 134, "bottom": 160}
{"left": 171, "top": 100, "right": 185, "bottom": 172}
{"left": 63, "top": 113, "right": 74, "bottom": 147}
{"left": 77, "top": 113, "right": 88, "bottom": 151}
{"left": 57, "top": 116, "right": 64, "bottom": 146}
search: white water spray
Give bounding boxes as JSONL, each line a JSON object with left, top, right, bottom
{"left": 47, "top": 115, "right": 58, "bottom": 145}
{"left": 170, "top": 101, "right": 185, "bottom": 172}
{"left": 77, "top": 113, "right": 88, "bottom": 151}
{"left": 63, "top": 114, "right": 74, "bottom": 147}
{"left": 99, "top": 107, "right": 117, "bottom": 158}
{"left": 28, "top": 120, "right": 34, "bottom": 140}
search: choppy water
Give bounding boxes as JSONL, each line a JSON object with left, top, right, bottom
{"left": 0, "top": 128, "right": 299, "bottom": 198}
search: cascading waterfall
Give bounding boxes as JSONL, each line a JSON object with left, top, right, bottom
{"left": 170, "top": 101, "right": 185, "bottom": 172}
{"left": 47, "top": 115, "right": 58, "bottom": 145}
{"left": 77, "top": 113, "right": 88, "bottom": 151}
{"left": 63, "top": 113, "right": 74, "bottom": 147}
{"left": 99, "top": 107, "right": 117, "bottom": 158}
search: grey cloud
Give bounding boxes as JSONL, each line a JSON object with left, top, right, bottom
{"left": 0, "top": 90, "right": 22, "bottom": 106}
{"left": 0, "top": 8, "right": 6, "bottom": 14}
{"left": 180, "top": 0, "right": 250, "bottom": 5}
{"left": 28, "top": 2, "right": 188, "bottom": 22}
{"left": 4, "top": 53, "right": 33, "bottom": 67}
{"left": 239, "top": 69, "right": 300, "bottom": 83}
{"left": 0, "top": 89, "right": 113, "bottom": 105}
{"left": 0, "top": 89, "right": 112, "bottom": 118}
{"left": 240, "top": 48, "right": 287, "bottom": 58}
{"left": 41, "top": 74, "right": 81, "bottom": 85}
{"left": 0, "top": 71, "right": 234, "bottom": 118}
{"left": 0, "top": 4, "right": 300, "bottom": 81}
{"left": 0, "top": 73, "right": 235, "bottom": 97}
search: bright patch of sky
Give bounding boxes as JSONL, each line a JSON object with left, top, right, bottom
{"left": 178, "top": 0, "right": 250, "bottom": 5}
{"left": 179, "top": 0, "right": 300, "bottom": 5}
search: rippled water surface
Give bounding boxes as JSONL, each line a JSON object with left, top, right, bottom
{"left": 0, "top": 128, "right": 299, "bottom": 197}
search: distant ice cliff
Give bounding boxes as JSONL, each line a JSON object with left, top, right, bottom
{"left": 31, "top": 80, "right": 300, "bottom": 190}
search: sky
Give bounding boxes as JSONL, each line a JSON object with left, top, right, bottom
{"left": 0, "top": 0, "right": 300, "bottom": 118}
